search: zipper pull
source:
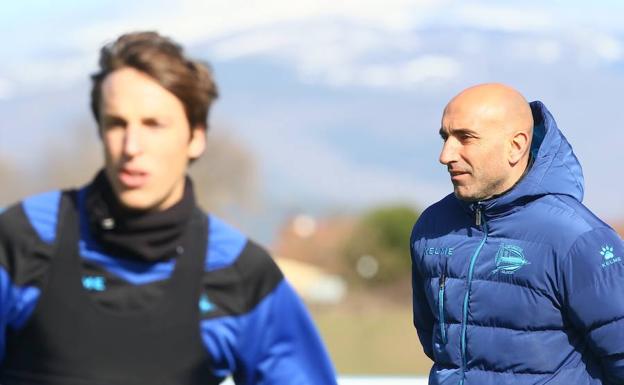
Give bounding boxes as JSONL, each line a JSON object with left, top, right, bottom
{"left": 440, "top": 273, "right": 446, "bottom": 289}
{"left": 475, "top": 205, "right": 482, "bottom": 227}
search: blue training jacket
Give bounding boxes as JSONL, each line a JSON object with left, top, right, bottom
{"left": 410, "top": 101, "right": 624, "bottom": 385}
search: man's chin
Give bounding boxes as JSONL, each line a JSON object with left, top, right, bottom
{"left": 116, "top": 190, "right": 159, "bottom": 212}
{"left": 453, "top": 187, "right": 480, "bottom": 202}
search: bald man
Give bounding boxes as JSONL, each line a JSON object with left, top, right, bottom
{"left": 410, "top": 84, "right": 624, "bottom": 385}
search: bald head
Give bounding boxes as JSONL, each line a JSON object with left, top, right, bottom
{"left": 439, "top": 83, "right": 535, "bottom": 201}
{"left": 444, "top": 83, "right": 533, "bottom": 137}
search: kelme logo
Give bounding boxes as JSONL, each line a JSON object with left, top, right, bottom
{"left": 601, "top": 245, "right": 621, "bottom": 268}
{"left": 199, "top": 293, "right": 215, "bottom": 314}
{"left": 492, "top": 244, "right": 530, "bottom": 275}
{"left": 82, "top": 276, "right": 106, "bottom": 291}
{"left": 423, "top": 247, "right": 455, "bottom": 256}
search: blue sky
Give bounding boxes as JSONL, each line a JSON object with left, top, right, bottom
{"left": 1, "top": 1, "right": 623, "bottom": 239}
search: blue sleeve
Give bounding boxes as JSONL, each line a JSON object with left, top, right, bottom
{"left": 234, "top": 280, "right": 337, "bottom": 385}
{"left": 0, "top": 200, "right": 49, "bottom": 364}
{"left": 0, "top": 267, "right": 14, "bottom": 361}
{"left": 410, "top": 228, "right": 434, "bottom": 360}
{"left": 561, "top": 228, "right": 624, "bottom": 382}
{"left": 0, "top": 267, "right": 41, "bottom": 363}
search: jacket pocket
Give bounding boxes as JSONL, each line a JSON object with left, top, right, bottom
{"left": 438, "top": 273, "right": 447, "bottom": 344}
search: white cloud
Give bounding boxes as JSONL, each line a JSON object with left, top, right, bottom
{"left": 454, "top": 4, "right": 554, "bottom": 33}
{"left": 535, "top": 40, "right": 562, "bottom": 64}
{"left": 303, "top": 49, "right": 461, "bottom": 89}
{"left": 5, "top": 0, "right": 442, "bottom": 92}
{"left": 402, "top": 55, "right": 461, "bottom": 84}
{"left": 170, "top": 0, "right": 437, "bottom": 37}
{"left": 4, "top": 0, "right": 624, "bottom": 94}
{"left": 212, "top": 32, "right": 293, "bottom": 61}
{"left": 506, "top": 38, "right": 562, "bottom": 65}
{"left": 0, "top": 78, "right": 14, "bottom": 100}
{"left": 459, "top": 33, "right": 486, "bottom": 55}
{"left": 590, "top": 33, "right": 622, "bottom": 62}
{"left": 70, "top": 0, "right": 437, "bottom": 52}
{"left": 210, "top": 20, "right": 457, "bottom": 88}
{"left": 7, "top": 54, "right": 96, "bottom": 92}
{"left": 567, "top": 28, "right": 623, "bottom": 68}
{"left": 314, "top": 55, "right": 461, "bottom": 88}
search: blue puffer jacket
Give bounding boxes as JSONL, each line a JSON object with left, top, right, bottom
{"left": 410, "top": 101, "right": 624, "bottom": 385}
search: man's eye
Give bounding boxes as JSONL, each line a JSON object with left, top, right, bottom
{"left": 144, "top": 118, "right": 164, "bottom": 128}
{"left": 102, "top": 118, "right": 125, "bottom": 129}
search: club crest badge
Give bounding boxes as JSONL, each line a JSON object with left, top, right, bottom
{"left": 492, "top": 244, "right": 530, "bottom": 275}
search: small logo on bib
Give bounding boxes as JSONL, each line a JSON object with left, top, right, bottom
{"left": 82, "top": 276, "right": 106, "bottom": 291}
{"left": 199, "top": 293, "right": 215, "bottom": 314}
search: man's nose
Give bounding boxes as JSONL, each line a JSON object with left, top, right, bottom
{"left": 439, "top": 138, "right": 458, "bottom": 166}
{"left": 122, "top": 125, "right": 143, "bottom": 157}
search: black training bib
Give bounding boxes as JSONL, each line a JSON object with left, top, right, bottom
{"left": 1, "top": 191, "right": 220, "bottom": 385}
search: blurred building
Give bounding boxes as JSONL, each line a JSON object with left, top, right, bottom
{"left": 273, "top": 214, "right": 356, "bottom": 272}
{"left": 272, "top": 214, "right": 357, "bottom": 304}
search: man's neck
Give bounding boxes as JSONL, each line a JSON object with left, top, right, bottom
{"left": 482, "top": 154, "right": 534, "bottom": 202}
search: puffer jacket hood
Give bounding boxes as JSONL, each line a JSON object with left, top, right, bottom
{"left": 457, "top": 101, "right": 584, "bottom": 216}
{"left": 525, "top": 101, "right": 583, "bottom": 201}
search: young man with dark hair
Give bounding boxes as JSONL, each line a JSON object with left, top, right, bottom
{"left": 0, "top": 31, "right": 337, "bottom": 385}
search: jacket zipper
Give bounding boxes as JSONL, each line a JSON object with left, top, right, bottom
{"left": 438, "top": 273, "right": 447, "bottom": 344}
{"left": 459, "top": 204, "right": 488, "bottom": 385}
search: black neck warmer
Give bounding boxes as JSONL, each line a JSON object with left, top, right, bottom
{"left": 85, "top": 171, "right": 197, "bottom": 262}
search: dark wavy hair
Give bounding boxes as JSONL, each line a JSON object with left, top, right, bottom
{"left": 90, "top": 31, "right": 218, "bottom": 130}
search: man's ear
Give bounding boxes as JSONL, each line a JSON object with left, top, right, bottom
{"left": 509, "top": 130, "right": 530, "bottom": 166}
{"left": 188, "top": 125, "right": 206, "bottom": 160}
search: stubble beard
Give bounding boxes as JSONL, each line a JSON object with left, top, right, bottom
{"left": 454, "top": 175, "right": 506, "bottom": 202}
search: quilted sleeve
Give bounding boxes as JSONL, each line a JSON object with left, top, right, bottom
{"left": 410, "top": 226, "right": 434, "bottom": 360}
{"left": 561, "top": 228, "right": 624, "bottom": 383}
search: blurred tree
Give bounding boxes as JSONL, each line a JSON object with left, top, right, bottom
{"left": 344, "top": 205, "right": 420, "bottom": 285}
{"left": 189, "top": 131, "right": 258, "bottom": 214}
{"left": 32, "top": 121, "right": 102, "bottom": 192}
